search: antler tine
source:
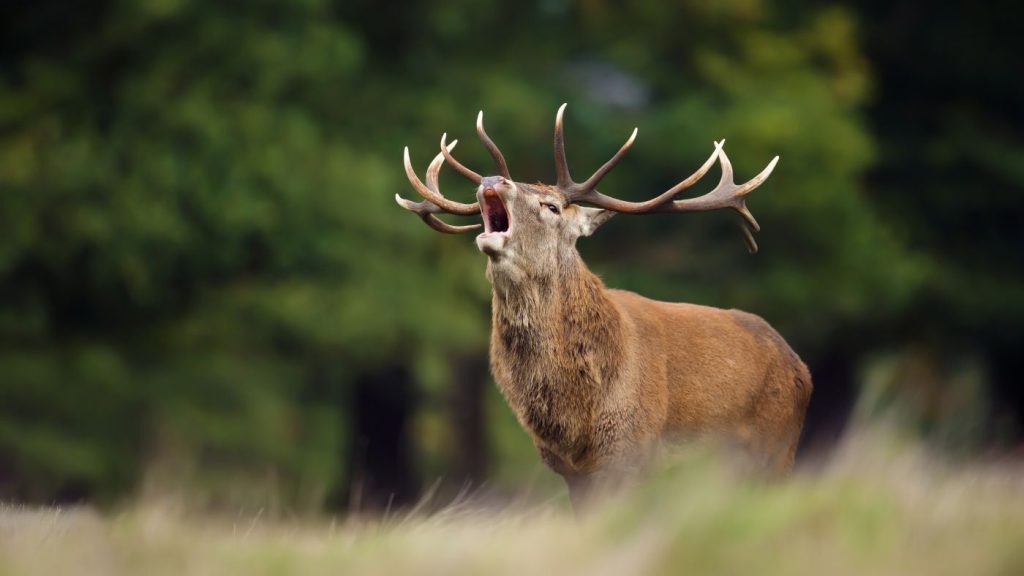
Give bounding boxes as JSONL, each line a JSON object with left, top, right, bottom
{"left": 476, "top": 111, "right": 511, "bottom": 179}
{"left": 425, "top": 139, "right": 449, "bottom": 193}
{"left": 554, "top": 103, "right": 572, "bottom": 188}
{"left": 404, "top": 142, "right": 480, "bottom": 215}
{"left": 440, "top": 111, "right": 512, "bottom": 184}
{"left": 573, "top": 126, "right": 638, "bottom": 195}
{"left": 739, "top": 221, "right": 759, "bottom": 254}
{"left": 440, "top": 132, "right": 482, "bottom": 184}
{"left": 556, "top": 104, "right": 640, "bottom": 200}
{"left": 662, "top": 140, "right": 724, "bottom": 201}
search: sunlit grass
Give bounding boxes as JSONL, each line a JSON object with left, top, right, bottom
{"left": 2, "top": 430, "right": 1023, "bottom": 576}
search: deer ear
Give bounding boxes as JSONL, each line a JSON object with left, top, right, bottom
{"left": 576, "top": 206, "right": 616, "bottom": 237}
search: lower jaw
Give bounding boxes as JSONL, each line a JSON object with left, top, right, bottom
{"left": 476, "top": 232, "right": 508, "bottom": 257}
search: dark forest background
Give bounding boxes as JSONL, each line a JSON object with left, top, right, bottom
{"left": 0, "top": 0, "right": 1021, "bottom": 511}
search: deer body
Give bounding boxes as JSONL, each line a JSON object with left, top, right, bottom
{"left": 488, "top": 240, "right": 811, "bottom": 499}
{"left": 396, "top": 105, "right": 812, "bottom": 503}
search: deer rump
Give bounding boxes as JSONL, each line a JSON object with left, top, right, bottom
{"left": 396, "top": 104, "right": 812, "bottom": 506}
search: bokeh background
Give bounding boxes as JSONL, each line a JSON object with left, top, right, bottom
{"left": 1, "top": 0, "right": 1020, "bottom": 512}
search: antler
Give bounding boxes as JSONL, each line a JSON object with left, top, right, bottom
{"left": 395, "top": 140, "right": 481, "bottom": 234}
{"left": 440, "top": 111, "right": 510, "bottom": 185}
{"left": 554, "top": 103, "right": 639, "bottom": 194}
{"left": 553, "top": 104, "right": 778, "bottom": 253}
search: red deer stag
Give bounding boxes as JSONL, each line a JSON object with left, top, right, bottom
{"left": 395, "top": 105, "right": 812, "bottom": 505}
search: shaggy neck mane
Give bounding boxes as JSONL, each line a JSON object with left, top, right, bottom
{"left": 486, "top": 250, "right": 625, "bottom": 453}
{"left": 488, "top": 252, "right": 619, "bottom": 350}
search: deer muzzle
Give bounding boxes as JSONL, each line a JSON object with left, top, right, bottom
{"left": 476, "top": 178, "right": 512, "bottom": 256}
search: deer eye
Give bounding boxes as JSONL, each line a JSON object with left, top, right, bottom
{"left": 543, "top": 203, "right": 561, "bottom": 215}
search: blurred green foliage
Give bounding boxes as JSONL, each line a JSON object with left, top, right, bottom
{"left": 0, "top": 0, "right": 490, "bottom": 505}
{"left": 0, "top": 0, "right": 1019, "bottom": 508}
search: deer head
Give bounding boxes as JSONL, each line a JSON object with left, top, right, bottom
{"left": 396, "top": 105, "right": 779, "bottom": 277}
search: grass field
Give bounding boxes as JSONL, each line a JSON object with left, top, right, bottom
{"left": 2, "top": 432, "right": 1023, "bottom": 576}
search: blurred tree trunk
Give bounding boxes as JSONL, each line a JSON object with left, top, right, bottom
{"left": 799, "top": 351, "right": 858, "bottom": 457}
{"left": 347, "top": 366, "right": 417, "bottom": 512}
{"left": 448, "top": 354, "right": 489, "bottom": 484}
{"left": 990, "top": 344, "right": 1024, "bottom": 444}
{"left": 0, "top": 456, "right": 14, "bottom": 500}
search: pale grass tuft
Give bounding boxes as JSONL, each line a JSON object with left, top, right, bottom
{"left": 2, "top": 430, "right": 1023, "bottom": 576}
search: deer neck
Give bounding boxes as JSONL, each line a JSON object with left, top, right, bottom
{"left": 487, "top": 251, "right": 616, "bottom": 344}
{"left": 486, "top": 250, "right": 624, "bottom": 454}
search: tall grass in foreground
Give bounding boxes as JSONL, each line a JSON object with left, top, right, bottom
{"left": 2, "top": 430, "right": 1023, "bottom": 576}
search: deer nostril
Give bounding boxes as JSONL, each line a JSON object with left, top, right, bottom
{"left": 480, "top": 175, "right": 506, "bottom": 190}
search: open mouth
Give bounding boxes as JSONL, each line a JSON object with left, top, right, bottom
{"left": 481, "top": 188, "right": 510, "bottom": 235}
